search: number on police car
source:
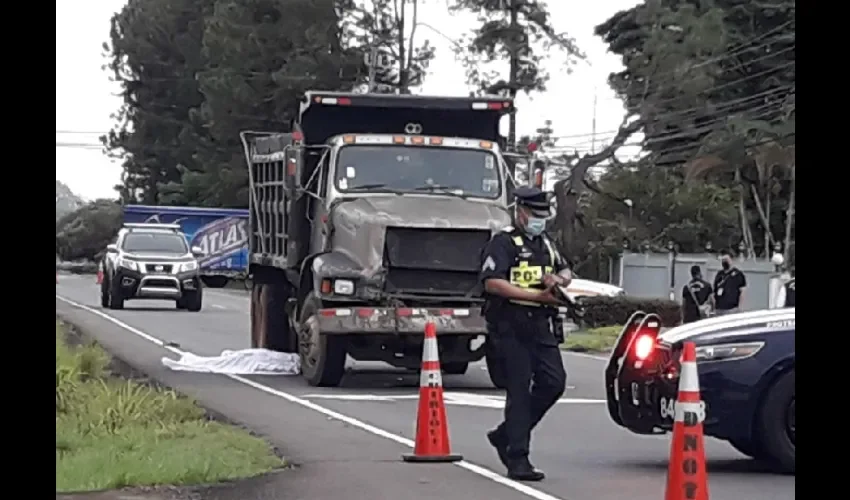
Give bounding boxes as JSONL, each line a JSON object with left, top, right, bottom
{"left": 659, "top": 397, "right": 675, "bottom": 420}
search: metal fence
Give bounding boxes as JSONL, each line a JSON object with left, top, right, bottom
{"left": 610, "top": 252, "right": 778, "bottom": 311}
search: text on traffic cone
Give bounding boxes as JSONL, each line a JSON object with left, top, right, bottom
{"left": 402, "top": 321, "right": 463, "bottom": 463}
{"left": 665, "top": 342, "right": 709, "bottom": 500}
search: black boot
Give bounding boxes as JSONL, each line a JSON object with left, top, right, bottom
{"left": 487, "top": 429, "right": 509, "bottom": 468}
{"left": 507, "top": 457, "right": 545, "bottom": 482}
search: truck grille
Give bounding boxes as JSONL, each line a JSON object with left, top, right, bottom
{"left": 144, "top": 264, "right": 174, "bottom": 274}
{"left": 383, "top": 227, "right": 491, "bottom": 295}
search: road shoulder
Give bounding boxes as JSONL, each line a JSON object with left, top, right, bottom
{"left": 56, "top": 298, "right": 546, "bottom": 500}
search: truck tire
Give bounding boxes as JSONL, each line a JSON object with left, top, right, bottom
{"left": 107, "top": 279, "right": 124, "bottom": 310}
{"left": 756, "top": 369, "right": 795, "bottom": 474}
{"left": 186, "top": 286, "right": 203, "bottom": 312}
{"left": 485, "top": 352, "right": 508, "bottom": 389}
{"left": 728, "top": 438, "right": 767, "bottom": 460}
{"left": 442, "top": 362, "right": 469, "bottom": 375}
{"left": 250, "top": 283, "right": 296, "bottom": 352}
{"left": 298, "top": 295, "right": 346, "bottom": 387}
{"left": 100, "top": 277, "right": 110, "bottom": 308}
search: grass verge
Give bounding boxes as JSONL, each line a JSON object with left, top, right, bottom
{"left": 561, "top": 325, "right": 623, "bottom": 353}
{"left": 56, "top": 319, "right": 283, "bottom": 493}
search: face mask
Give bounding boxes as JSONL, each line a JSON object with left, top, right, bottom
{"left": 525, "top": 217, "right": 547, "bottom": 237}
{"left": 721, "top": 261, "right": 731, "bottom": 270}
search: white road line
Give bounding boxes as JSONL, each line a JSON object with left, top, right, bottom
{"left": 562, "top": 351, "right": 608, "bottom": 362}
{"left": 211, "top": 304, "right": 227, "bottom": 310}
{"left": 55, "top": 294, "right": 568, "bottom": 500}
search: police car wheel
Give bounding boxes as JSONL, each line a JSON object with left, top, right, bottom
{"left": 485, "top": 353, "right": 508, "bottom": 389}
{"left": 728, "top": 438, "right": 766, "bottom": 460}
{"left": 442, "top": 362, "right": 469, "bottom": 375}
{"left": 756, "top": 369, "right": 795, "bottom": 474}
{"left": 298, "top": 295, "right": 346, "bottom": 387}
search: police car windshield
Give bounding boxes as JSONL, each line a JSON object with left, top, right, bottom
{"left": 335, "top": 145, "right": 501, "bottom": 199}
{"left": 122, "top": 232, "right": 188, "bottom": 254}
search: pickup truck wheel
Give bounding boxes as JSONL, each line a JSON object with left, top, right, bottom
{"left": 756, "top": 370, "right": 795, "bottom": 473}
{"left": 298, "top": 295, "right": 346, "bottom": 387}
{"left": 100, "top": 277, "right": 110, "bottom": 308}
{"left": 185, "top": 286, "right": 203, "bottom": 312}
{"left": 108, "top": 279, "right": 124, "bottom": 310}
{"left": 442, "top": 362, "right": 469, "bottom": 375}
{"left": 485, "top": 352, "right": 508, "bottom": 389}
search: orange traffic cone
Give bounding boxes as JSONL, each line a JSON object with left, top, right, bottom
{"left": 96, "top": 262, "right": 104, "bottom": 285}
{"left": 402, "top": 321, "right": 463, "bottom": 463}
{"left": 665, "top": 342, "right": 709, "bottom": 500}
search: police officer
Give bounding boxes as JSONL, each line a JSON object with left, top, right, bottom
{"left": 479, "top": 186, "right": 571, "bottom": 482}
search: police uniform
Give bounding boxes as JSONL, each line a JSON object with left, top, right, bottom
{"left": 478, "top": 186, "right": 568, "bottom": 481}
{"left": 783, "top": 278, "right": 795, "bottom": 308}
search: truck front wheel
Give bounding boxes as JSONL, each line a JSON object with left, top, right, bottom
{"left": 298, "top": 295, "right": 347, "bottom": 387}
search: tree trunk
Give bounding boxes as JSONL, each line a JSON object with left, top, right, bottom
{"left": 555, "top": 118, "right": 643, "bottom": 259}
{"left": 507, "top": 2, "right": 519, "bottom": 148}
{"left": 783, "top": 165, "right": 795, "bottom": 265}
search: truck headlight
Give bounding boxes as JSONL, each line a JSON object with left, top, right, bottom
{"left": 333, "top": 279, "right": 355, "bottom": 295}
{"left": 117, "top": 257, "right": 138, "bottom": 272}
{"left": 695, "top": 341, "right": 764, "bottom": 363}
{"left": 179, "top": 261, "right": 198, "bottom": 273}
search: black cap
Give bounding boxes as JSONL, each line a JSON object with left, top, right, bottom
{"left": 513, "top": 186, "right": 552, "bottom": 217}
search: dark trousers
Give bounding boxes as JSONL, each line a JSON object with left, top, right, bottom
{"left": 490, "top": 312, "right": 567, "bottom": 459}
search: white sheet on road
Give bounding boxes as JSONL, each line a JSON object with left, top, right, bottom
{"left": 162, "top": 348, "right": 300, "bottom": 375}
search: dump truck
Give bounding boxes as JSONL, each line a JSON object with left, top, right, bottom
{"left": 240, "top": 92, "right": 519, "bottom": 387}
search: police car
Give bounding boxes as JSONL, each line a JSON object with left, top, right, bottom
{"left": 101, "top": 223, "right": 205, "bottom": 311}
{"left": 604, "top": 308, "right": 795, "bottom": 473}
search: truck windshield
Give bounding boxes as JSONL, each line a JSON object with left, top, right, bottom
{"left": 122, "top": 233, "right": 188, "bottom": 254}
{"left": 334, "top": 145, "right": 501, "bottom": 198}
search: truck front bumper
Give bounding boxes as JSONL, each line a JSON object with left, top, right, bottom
{"left": 317, "top": 306, "right": 486, "bottom": 335}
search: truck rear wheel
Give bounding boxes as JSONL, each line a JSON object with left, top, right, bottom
{"left": 250, "top": 283, "right": 296, "bottom": 352}
{"left": 298, "top": 295, "right": 346, "bottom": 387}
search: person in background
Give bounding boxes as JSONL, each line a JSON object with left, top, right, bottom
{"left": 682, "top": 265, "right": 713, "bottom": 323}
{"left": 713, "top": 250, "right": 747, "bottom": 315}
{"left": 776, "top": 271, "right": 795, "bottom": 308}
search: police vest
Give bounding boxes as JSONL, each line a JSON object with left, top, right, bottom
{"left": 507, "top": 231, "right": 557, "bottom": 308}
{"left": 784, "top": 279, "right": 795, "bottom": 308}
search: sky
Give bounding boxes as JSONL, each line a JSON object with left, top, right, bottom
{"left": 55, "top": 0, "right": 641, "bottom": 201}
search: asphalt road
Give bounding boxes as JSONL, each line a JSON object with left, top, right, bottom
{"left": 56, "top": 274, "right": 795, "bottom": 500}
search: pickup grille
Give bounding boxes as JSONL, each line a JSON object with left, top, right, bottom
{"left": 144, "top": 264, "right": 174, "bottom": 274}
{"left": 383, "top": 227, "right": 491, "bottom": 295}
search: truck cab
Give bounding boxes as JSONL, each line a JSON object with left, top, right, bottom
{"left": 241, "top": 92, "right": 517, "bottom": 387}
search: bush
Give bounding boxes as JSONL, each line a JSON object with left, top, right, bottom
{"left": 578, "top": 296, "right": 681, "bottom": 328}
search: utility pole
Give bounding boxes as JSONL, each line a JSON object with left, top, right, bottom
{"left": 366, "top": 47, "right": 378, "bottom": 93}
{"left": 590, "top": 86, "right": 598, "bottom": 154}
{"left": 507, "top": 0, "right": 519, "bottom": 150}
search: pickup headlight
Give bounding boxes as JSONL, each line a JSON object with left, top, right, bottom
{"left": 178, "top": 261, "right": 199, "bottom": 273}
{"left": 116, "top": 257, "right": 138, "bottom": 272}
{"left": 333, "top": 279, "right": 355, "bottom": 295}
{"left": 695, "top": 341, "right": 764, "bottom": 363}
